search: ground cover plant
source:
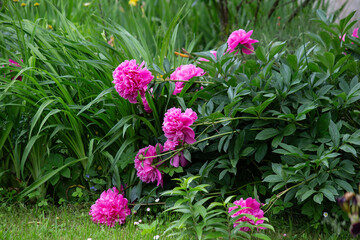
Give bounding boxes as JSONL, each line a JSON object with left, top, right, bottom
{"left": 1, "top": 0, "right": 360, "bottom": 238}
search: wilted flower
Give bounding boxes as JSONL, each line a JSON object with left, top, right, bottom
{"left": 228, "top": 197, "right": 266, "bottom": 231}
{"left": 227, "top": 29, "right": 258, "bottom": 55}
{"left": 8, "top": 59, "right": 23, "bottom": 81}
{"left": 351, "top": 222, "right": 360, "bottom": 237}
{"left": 340, "top": 34, "right": 346, "bottom": 42}
{"left": 113, "top": 60, "right": 154, "bottom": 104}
{"left": 169, "top": 151, "right": 188, "bottom": 168}
{"left": 170, "top": 64, "right": 205, "bottom": 95}
{"left": 134, "top": 144, "right": 163, "bottom": 187}
{"left": 89, "top": 187, "right": 131, "bottom": 227}
{"left": 107, "top": 35, "right": 115, "bottom": 47}
{"left": 141, "top": 88, "right": 153, "bottom": 113}
{"left": 129, "top": 0, "right": 139, "bottom": 6}
{"left": 337, "top": 189, "right": 360, "bottom": 237}
{"left": 9, "top": 59, "right": 21, "bottom": 68}
{"left": 353, "top": 28, "right": 359, "bottom": 38}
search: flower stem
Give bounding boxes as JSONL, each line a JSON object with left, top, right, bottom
{"left": 153, "top": 78, "right": 215, "bottom": 84}
{"left": 193, "top": 116, "right": 304, "bottom": 127}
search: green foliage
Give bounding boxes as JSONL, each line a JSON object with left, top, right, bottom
{"left": 162, "top": 176, "right": 274, "bottom": 239}
{"left": 0, "top": 0, "right": 359, "bottom": 226}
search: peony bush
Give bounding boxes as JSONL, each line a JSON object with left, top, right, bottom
{"left": 92, "top": 11, "right": 360, "bottom": 232}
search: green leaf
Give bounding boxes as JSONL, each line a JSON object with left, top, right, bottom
{"left": 241, "top": 147, "right": 255, "bottom": 156}
{"left": 233, "top": 131, "right": 245, "bottom": 160}
{"left": 19, "top": 157, "right": 85, "bottom": 199}
{"left": 256, "top": 46, "right": 267, "bottom": 62}
{"left": 252, "top": 233, "right": 271, "bottom": 240}
{"left": 283, "top": 124, "right": 296, "bottom": 136}
{"left": 77, "top": 88, "right": 112, "bottom": 116}
{"left": 287, "top": 54, "right": 298, "bottom": 70}
{"left": 263, "top": 175, "right": 282, "bottom": 183}
{"left": 271, "top": 135, "right": 283, "bottom": 148}
{"left": 159, "top": 3, "right": 189, "bottom": 68}
{"left": 319, "top": 188, "right": 335, "bottom": 202}
{"left": 272, "top": 163, "right": 283, "bottom": 176}
{"left": 49, "top": 173, "right": 60, "bottom": 186}
{"left": 340, "top": 144, "right": 357, "bottom": 156}
{"left": 256, "top": 95, "right": 276, "bottom": 115}
{"left": 329, "top": 120, "right": 340, "bottom": 147}
{"left": 335, "top": 179, "right": 353, "bottom": 192}
{"left": 301, "top": 189, "right": 316, "bottom": 202}
{"left": 269, "top": 41, "right": 286, "bottom": 60}
{"left": 317, "top": 112, "right": 331, "bottom": 137}
{"left": 313, "top": 193, "right": 323, "bottom": 204}
{"left": 195, "top": 205, "right": 207, "bottom": 220}
{"left": 317, "top": 172, "right": 329, "bottom": 185}
{"left": 60, "top": 168, "right": 71, "bottom": 178}
{"left": 255, "top": 144, "right": 268, "bottom": 163}
{"left": 256, "top": 128, "right": 280, "bottom": 140}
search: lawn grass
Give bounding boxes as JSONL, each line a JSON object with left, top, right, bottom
{"left": 0, "top": 204, "right": 353, "bottom": 240}
{"left": 0, "top": 204, "right": 164, "bottom": 240}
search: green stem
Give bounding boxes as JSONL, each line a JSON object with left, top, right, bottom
{"left": 263, "top": 174, "right": 317, "bottom": 214}
{"left": 152, "top": 131, "right": 237, "bottom": 166}
{"left": 193, "top": 116, "right": 304, "bottom": 127}
{"left": 153, "top": 78, "right": 215, "bottom": 84}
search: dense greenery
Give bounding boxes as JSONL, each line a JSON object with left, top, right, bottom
{"left": 1, "top": 0, "right": 360, "bottom": 238}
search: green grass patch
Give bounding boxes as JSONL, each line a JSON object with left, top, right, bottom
{"left": 0, "top": 204, "right": 164, "bottom": 240}
{"left": 0, "top": 204, "right": 353, "bottom": 240}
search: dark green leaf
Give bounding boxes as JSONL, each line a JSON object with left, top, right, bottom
{"left": 256, "top": 128, "right": 280, "bottom": 140}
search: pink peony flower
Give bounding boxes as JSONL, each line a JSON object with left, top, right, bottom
{"left": 228, "top": 197, "right": 266, "bottom": 232}
{"left": 164, "top": 139, "right": 179, "bottom": 151}
{"left": 227, "top": 29, "right": 259, "bottom": 55}
{"left": 89, "top": 187, "right": 131, "bottom": 227}
{"left": 112, "top": 60, "right": 154, "bottom": 104}
{"left": 162, "top": 108, "right": 197, "bottom": 167}
{"left": 162, "top": 107, "right": 197, "bottom": 145}
{"left": 199, "top": 51, "right": 217, "bottom": 62}
{"left": 170, "top": 64, "right": 205, "bottom": 95}
{"left": 352, "top": 28, "right": 359, "bottom": 38}
{"left": 134, "top": 144, "right": 163, "bottom": 187}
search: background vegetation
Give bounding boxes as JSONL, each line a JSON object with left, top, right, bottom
{"left": 1, "top": 0, "right": 359, "bottom": 238}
